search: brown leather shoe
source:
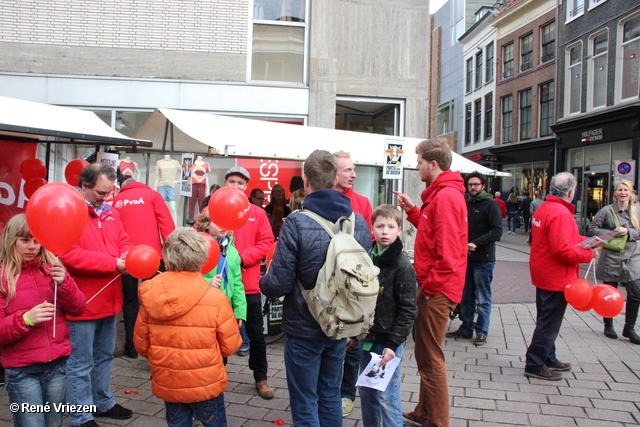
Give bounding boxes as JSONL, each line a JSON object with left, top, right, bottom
{"left": 402, "top": 411, "right": 428, "bottom": 426}
{"left": 256, "top": 380, "right": 274, "bottom": 399}
{"left": 547, "top": 361, "right": 572, "bottom": 372}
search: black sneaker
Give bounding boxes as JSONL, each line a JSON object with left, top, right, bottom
{"left": 524, "top": 368, "right": 562, "bottom": 381}
{"left": 445, "top": 329, "right": 472, "bottom": 339}
{"left": 474, "top": 335, "right": 487, "bottom": 346}
{"left": 94, "top": 403, "right": 133, "bottom": 420}
{"left": 77, "top": 421, "right": 100, "bottom": 427}
{"left": 547, "top": 361, "right": 572, "bottom": 372}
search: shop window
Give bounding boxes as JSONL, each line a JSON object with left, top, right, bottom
{"left": 541, "top": 21, "right": 555, "bottom": 63}
{"left": 486, "top": 42, "right": 494, "bottom": 83}
{"left": 519, "top": 89, "right": 532, "bottom": 140}
{"left": 466, "top": 58, "right": 473, "bottom": 93}
{"left": 502, "top": 43, "right": 514, "bottom": 79}
{"left": 464, "top": 103, "right": 472, "bottom": 146}
{"left": 520, "top": 33, "right": 533, "bottom": 72}
{"left": 618, "top": 13, "right": 640, "bottom": 102}
{"left": 484, "top": 93, "right": 493, "bottom": 140}
{"left": 539, "top": 82, "right": 554, "bottom": 137}
{"left": 475, "top": 51, "right": 483, "bottom": 89}
{"left": 566, "top": 43, "right": 582, "bottom": 115}
{"left": 589, "top": 31, "right": 608, "bottom": 110}
{"left": 474, "top": 99, "right": 482, "bottom": 143}
{"left": 501, "top": 95, "right": 513, "bottom": 143}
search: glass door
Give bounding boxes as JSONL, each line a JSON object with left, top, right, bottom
{"left": 580, "top": 172, "right": 609, "bottom": 234}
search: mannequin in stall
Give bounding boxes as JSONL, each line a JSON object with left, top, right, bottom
{"left": 189, "top": 155, "right": 211, "bottom": 220}
{"left": 154, "top": 155, "right": 182, "bottom": 226}
{"left": 118, "top": 155, "right": 139, "bottom": 181}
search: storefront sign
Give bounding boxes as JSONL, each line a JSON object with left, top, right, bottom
{"left": 484, "top": 155, "right": 498, "bottom": 162}
{"left": 238, "top": 159, "right": 302, "bottom": 205}
{"left": 581, "top": 128, "right": 603, "bottom": 142}
{"left": 614, "top": 160, "right": 635, "bottom": 184}
{"left": 179, "top": 153, "right": 194, "bottom": 197}
{"left": 383, "top": 139, "right": 404, "bottom": 180}
{"left": 0, "top": 140, "right": 37, "bottom": 229}
{"left": 468, "top": 153, "right": 483, "bottom": 162}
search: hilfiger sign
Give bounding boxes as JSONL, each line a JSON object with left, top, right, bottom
{"left": 581, "top": 128, "right": 603, "bottom": 142}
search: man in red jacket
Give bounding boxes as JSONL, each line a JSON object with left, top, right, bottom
{"left": 59, "top": 162, "right": 134, "bottom": 426}
{"left": 525, "top": 172, "right": 599, "bottom": 381}
{"left": 113, "top": 178, "right": 175, "bottom": 359}
{"left": 332, "top": 150, "right": 373, "bottom": 417}
{"left": 224, "top": 166, "right": 275, "bottom": 399}
{"left": 395, "top": 138, "right": 468, "bottom": 427}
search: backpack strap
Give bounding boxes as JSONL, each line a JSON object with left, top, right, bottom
{"left": 299, "top": 209, "right": 357, "bottom": 237}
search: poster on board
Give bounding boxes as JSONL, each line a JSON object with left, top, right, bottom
{"left": 383, "top": 139, "right": 404, "bottom": 180}
{"left": 180, "top": 153, "right": 194, "bottom": 197}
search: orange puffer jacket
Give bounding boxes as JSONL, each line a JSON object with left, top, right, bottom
{"left": 134, "top": 271, "right": 241, "bottom": 403}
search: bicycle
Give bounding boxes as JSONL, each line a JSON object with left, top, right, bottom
{"left": 262, "top": 294, "right": 285, "bottom": 344}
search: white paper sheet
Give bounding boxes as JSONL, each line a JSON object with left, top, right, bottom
{"left": 356, "top": 352, "right": 401, "bottom": 392}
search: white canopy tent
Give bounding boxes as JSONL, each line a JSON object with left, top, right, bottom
{"left": 135, "top": 108, "right": 510, "bottom": 176}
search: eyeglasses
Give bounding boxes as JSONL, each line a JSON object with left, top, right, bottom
{"left": 468, "top": 183, "right": 483, "bottom": 187}
{"left": 252, "top": 196, "right": 265, "bottom": 201}
{"left": 91, "top": 188, "right": 113, "bottom": 198}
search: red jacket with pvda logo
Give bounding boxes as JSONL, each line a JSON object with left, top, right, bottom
{"left": 112, "top": 182, "right": 175, "bottom": 258}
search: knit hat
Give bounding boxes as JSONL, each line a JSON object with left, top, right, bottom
{"left": 289, "top": 176, "right": 304, "bottom": 192}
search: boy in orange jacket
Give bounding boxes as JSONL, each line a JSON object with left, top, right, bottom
{"left": 134, "top": 227, "right": 241, "bottom": 426}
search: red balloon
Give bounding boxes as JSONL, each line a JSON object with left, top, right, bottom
{"left": 564, "top": 278, "right": 593, "bottom": 308}
{"left": 23, "top": 177, "right": 48, "bottom": 199}
{"left": 573, "top": 301, "right": 592, "bottom": 312}
{"left": 126, "top": 245, "right": 161, "bottom": 279}
{"left": 266, "top": 241, "right": 277, "bottom": 270}
{"left": 20, "top": 158, "right": 47, "bottom": 181}
{"left": 25, "top": 182, "right": 88, "bottom": 255}
{"left": 208, "top": 187, "right": 251, "bottom": 231}
{"left": 65, "top": 159, "right": 89, "bottom": 186}
{"left": 199, "top": 232, "right": 221, "bottom": 274}
{"left": 591, "top": 284, "right": 625, "bottom": 318}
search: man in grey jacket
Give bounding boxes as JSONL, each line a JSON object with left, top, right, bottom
{"left": 260, "top": 149, "right": 371, "bottom": 426}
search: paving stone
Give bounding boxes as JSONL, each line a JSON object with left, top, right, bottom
{"left": 506, "top": 391, "right": 549, "bottom": 404}
{"left": 482, "top": 409, "right": 530, "bottom": 425}
{"left": 584, "top": 407, "right": 637, "bottom": 423}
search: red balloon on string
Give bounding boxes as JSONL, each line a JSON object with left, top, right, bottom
{"left": 266, "top": 241, "right": 277, "bottom": 270}
{"left": 25, "top": 182, "right": 88, "bottom": 255}
{"left": 199, "top": 232, "right": 221, "bottom": 274}
{"left": 126, "top": 245, "right": 161, "bottom": 279}
{"left": 573, "top": 301, "right": 592, "bottom": 312}
{"left": 208, "top": 187, "right": 251, "bottom": 231}
{"left": 564, "top": 278, "right": 593, "bottom": 308}
{"left": 23, "top": 177, "right": 48, "bottom": 199}
{"left": 20, "top": 158, "right": 47, "bottom": 181}
{"left": 65, "top": 159, "right": 89, "bottom": 186}
{"left": 591, "top": 284, "right": 625, "bottom": 318}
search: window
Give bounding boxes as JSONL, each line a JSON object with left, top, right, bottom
{"left": 251, "top": 0, "right": 307, "bottom": 83}
{"left": 484, "top": 93, "right": 493, "bottom": 139}
{"left": 520, "top": 89, "right": 532, "bottom": 140}
{"left": 541, "top": 22, "right": 556, "bottom": 63}
{"left": 436, "top": 102, "right": 454, "bottom": 136}
{"left": 589, "top": 32, "right": 608, "bottom": 109}
{"left": 465, "top": 103, "right": 472, "bottom": 146}
{"left": 567, "top": 0, "right": 584, "bottom": 21}
{"left": 475, "top": 51, "right": 483, "bottom": 89}
{"left": 502, "top": 95, "right": 513, "bottom": 143}
{"left": 502, "top": 43, "right": 514, "bottom": 79}
{"left": 566, "top": 43, "right": 582, "bottom": 114}
{"left": 466, "top": 58, "right": 473, "bottom": 93}
{"left": 619, "top": 13, "right": 640, "bottom": 102}
{"left": 520, "top": 33, "right": 533, "bottom": 72}
{"left": 486, "top": 42, "right": 494, "bottom": 82}
{"left": 539, "top": 82, "right": 555, "bottom": 137}
{"left": 589, "top": 0, "right": 608, "bottom": 10}
{"left": 474, "top": 99, "right": 482, "bottom": 142}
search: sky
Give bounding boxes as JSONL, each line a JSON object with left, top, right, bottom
{"left": 431, "top": 0, "right": 448, "bottom": 14}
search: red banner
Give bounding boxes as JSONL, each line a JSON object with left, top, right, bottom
{"left": 237, "top": 159, "right": 303, "bottom": 206}
{"left": 0, "top": 140, "right": 38, "bottom": 230}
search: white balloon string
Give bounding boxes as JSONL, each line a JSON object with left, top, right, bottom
{"left": 86, "top": 274, "right": 122, "bottom": 304}
{"left": 53, "top": 257, "right": 59, "bottom": 338}
{"left": 584, "top": 259, "right": 593, "bottom": 281}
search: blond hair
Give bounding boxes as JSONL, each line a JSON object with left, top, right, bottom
{"left": 332, "top": 150, "right": 351, "bottom": 160}
{"left": 196, "top": 209, "right": 230, "bottom": 238}
{"left": 415, "top": 138, "right": 452, "bottom": 171}
{"left": 0, "top": 214, "right": 57, "bottom": 303}
{"left": 288, "top": 188, "right": 305, "bottom": 211}
{"left": 615, "top": 180, "right": 640, "bottom": 229}
{"left": 163, "top": 228, "right": 208, "bottom": 272}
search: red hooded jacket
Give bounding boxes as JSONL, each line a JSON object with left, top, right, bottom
{"left": 59, "top": 204, "right": 132, "bottom": 320}
{"left": 233, "top": 203, "right": 274, "bottom": 295}
{"left": 406, "top": 170, "right": 468, "bottom": 303}
{"left": 112, "top": 182, "right": 175, "bottom": 258}
{"left": 342, "top": 188, "right": 372, "bottom": 230}
{"left": 0, "top": 260, "right": 86, "bottom": 368}
{"left": 529, "top": 195, "right": 593, "bottom": 292}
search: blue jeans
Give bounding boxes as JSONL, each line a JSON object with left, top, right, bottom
{"left": 507, "top": 212, "right": 518, "bottom": 232}
{"left": 5, "top": 363, "right": 66, "bottom": 427}
{"left": 239, "top": 323, "right": 250, "bottom": 350}
{"left": 525, "top": 288, "right": 567, "bottom": 372}
{"left": 284, "top": 336, "right": 346, "bottom": 427}
{"left": 165, "top": 394, "right": 226, "bottom": 427}
{"left": 459, "top": 261, "right": 494, "bottom": 338}
{"left": 66, "top": 316, "right": 117, "bottom": 425}
{"left": 358, "top": 343, "right": 404, "bottom": 427}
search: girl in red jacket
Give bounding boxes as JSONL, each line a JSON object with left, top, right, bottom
{"left": 0, "top": 214, "right": 86, "bottom": 427}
